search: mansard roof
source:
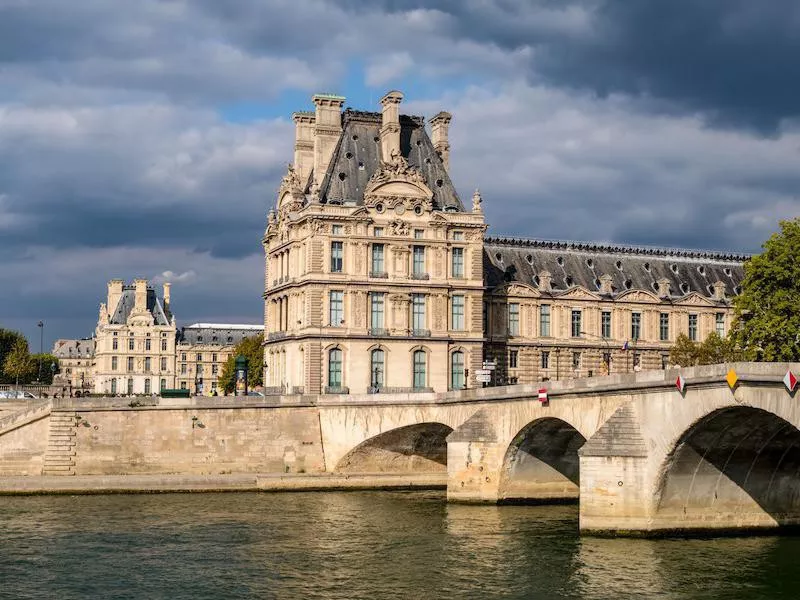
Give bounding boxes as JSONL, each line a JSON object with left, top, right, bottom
{"left": 317, "top": 110, "right": 464, "bottom": 211}
{"left": 177, "top": 323, "right": 263, "bottom": 346}
{"left": 109, "top": 286, "right": 170, "bottom": 326}
{"left": 484, "top": 237, "right": 747, "bottom": 301}
{"left": 52, "top": 338, "right": 95, "bottom": 359}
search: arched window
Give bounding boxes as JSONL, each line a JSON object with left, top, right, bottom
{"left": 144, "top": 379, "right": 151, "bottom": 394}
{"left": 328, "top": 348, "right": 342, "bottom": 388}
{"left": 370, "top": 349, "right": 385, "bottom": 389}
{"left": 160, "top": 378, "right": 166, "bottom": 391}
{"left": 413, "top": 350, "right": 427, "bottom": 389}
{"left": 451, "top": 351, "right": 465, "bottom": 390}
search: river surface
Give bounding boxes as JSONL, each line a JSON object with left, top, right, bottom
{"left": 1, "top": 491, "right": 798, "bottom": 599}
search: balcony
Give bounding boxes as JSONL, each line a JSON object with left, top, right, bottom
{"left": 411, "top": 272, "right": 430, "bottom": 280}
{"left": 411, "top": 329, "right": 431, "bottom": 337}
{"left": 324, "top": 386, "right": 350, "bottom": 394}
{"left": 268, "top": 331, "right": 290, "bottom": 341}
{"left": 368, "top": 328, "right": 389, "bottom": 337}
{"left": 369, "top": 271, "right": 388, "bottom": 279}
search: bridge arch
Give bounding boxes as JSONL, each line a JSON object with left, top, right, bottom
{"left": 654, "top": 406, "right": 800, "bottom": 530}
{"left": 335, "top": 422, "right": 453, "bottom": 473}
{"left": 498, "top": 417, "right": 587, "bottom": 503}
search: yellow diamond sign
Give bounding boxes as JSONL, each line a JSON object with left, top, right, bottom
{"left": 726, "top": 369, "right": 739, "bottom": 390}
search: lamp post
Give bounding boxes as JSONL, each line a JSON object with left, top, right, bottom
{"left": 37, "top": 321, "right": 44, "bottom": 383}
{"left": 580, "top": 330, "right": 612, "bottom": 375}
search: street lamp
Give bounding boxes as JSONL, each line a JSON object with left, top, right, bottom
{"left": 580, "top": 330, "right": 612, "bottom": 375}
{"left": 37, "top": 321, "right": 44, "bottom": 383}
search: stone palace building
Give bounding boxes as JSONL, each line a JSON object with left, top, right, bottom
{"left": 262, "top": 90, "right": 746, "bottom": 395}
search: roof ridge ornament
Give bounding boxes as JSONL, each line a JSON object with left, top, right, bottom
{"left": 472, "top": 189, "right": 483, "bottom": 213}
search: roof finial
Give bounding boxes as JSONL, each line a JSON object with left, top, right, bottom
{"left": 472, "top": 188, "right": 483, "bottom": 213}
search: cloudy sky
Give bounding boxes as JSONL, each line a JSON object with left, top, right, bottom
{"left": 1, "top": 0, "right": 799, "bottom": 348}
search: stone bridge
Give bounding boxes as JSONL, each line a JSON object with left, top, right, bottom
{"left": 0, "top": 362, "right": 798, "bottom": 536}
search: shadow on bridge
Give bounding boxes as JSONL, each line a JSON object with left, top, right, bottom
{"left": 498, "top": 417, "right": 586, "bottom": 504}
{"left": 335, "top": 423, "right": 453, "bottom": 473}
{"left": 655, "top": 406, "right": 800, "bottom": 531}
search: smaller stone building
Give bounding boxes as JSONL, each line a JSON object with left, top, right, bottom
{"left": 52, "top": 338, "right": 95, "bottom": 395}
{"left": 175, "top": 323, "right": 264, "bottom": 395}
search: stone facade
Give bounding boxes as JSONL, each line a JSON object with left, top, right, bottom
{"left": 52, "top": 338, "right": 95, "bottom": 395}
{"left": 264, "top": 90, "right": 746, "bottom": 394}
{"left": 93, "top": 279, "right": 177, "bottom": 395}
{"left": 175, "top": 323, "right": 264, "bottom": 394}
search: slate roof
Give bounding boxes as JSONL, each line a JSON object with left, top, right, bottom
{"left": 317, "top": 110, "right": 464, "bottom": 211}
{"left": 178, "top": 324, "right": 263, "bottom": 346}
{"left": 52, "top": 338, "right": 95, "bottom": 359}
{"left": 484, "top": 237, "right": 747, "bottom": 301}
{"left": 109, "top": 286, "right": 170, "bottom": 325}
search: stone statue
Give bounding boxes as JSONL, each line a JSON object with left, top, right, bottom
{"left": 472, "top": 189, "right": 483, "bottom": 213}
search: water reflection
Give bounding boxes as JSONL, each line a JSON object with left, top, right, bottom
{"left": 1, "top": 492, "right": 800, "bottom": 599}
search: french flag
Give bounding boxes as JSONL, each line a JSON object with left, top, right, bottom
{"left": 622, "top": 340, "right": 629, "bottom": 351}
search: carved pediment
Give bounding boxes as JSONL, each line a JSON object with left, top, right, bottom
{"left": 364, "top": 154, "right": 433, "bottom": 209}
{"left": 676, "top": 292, "right": 715, "bottom": 307}
{"left": 615, "top": 289, "right": 661, "bottom": 304}
{"left": 556, "top": 286, "right": 601, "bottom": 301}
{"left": 277, "top": 165, "right": 305, "bottom": 213}
{"left": 494, "top": 282, "right": 541, "bottom": 298}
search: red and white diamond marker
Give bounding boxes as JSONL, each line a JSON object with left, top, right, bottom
{"left": 784, "top": 370, "right": 798, "bottom": 393}
{"left": 676, "top": 375, "right": 686, "bottom": 394}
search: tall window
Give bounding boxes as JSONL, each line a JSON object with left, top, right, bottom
{"left": 631, "top": 312, "right": 641, "bottom": 341}
{"left": 370, "top": 293, "right": 385, "bottom": 331}
{"left": 602, "top": 311, "right": 612, "bottom": 339}
{"left": 413, "top": 350, "right": 426, "bottom": 389}
{"left": 688, "top": 313, "right": 698, "bottom": 341}
{"left": 111, "top": 357, "right": 118, "bottom": 371}
{"left": 660, "top": 313, "right": 669, "bottom": 341}
{"left": 128, "top": 336, "right": 134, "bottom": 351}
{"left": 412, "top": 294, "right": 426, "bottom": 332}
{"left": 111, "top": 379, "right": 117, "bottom": 394}
{"left": 541, "top": 351, "right": 550, "bottom": 369}
{"left": 540, "top": 305, "right": 551, "bottom": 337}
{"left": 161, "top": 339, "right": 167, "bottom": 351}
{"left": 451, "top": 295, "right": 465, "bottom": 330}
{"left": 509, "top": 350, "right": 518, "bottom": 369}
{"left": 412, "top": 246, "right": 425, "bottom": 276}
{"left": 370, "top": 349, "right": 385, "bottom": 389}
{"left": 571, "top": 310, "right": 582, "bottom": 338}
{"left": 144, "top": 357, "right": 151, "bottom": 372}
{"left": 450, "top": 351, "right": 465, "bottom": 390}
{"left": 212, "top": 353, "right": 217, "bottom": 363}
{"left": 196, "top": 353, "right": 202, "bottom": 362}
{"left": 329, "top": 291, "right": 344, "bottom": 326}
{"left": 144, "top": 379, "right": 151, "bottom": 394}
{"left": 483, "top": 302, "right": 489, "bottom": 334}
{"left": 127, "top": 357, "right": 133, "bottom": 372}
{"left": 181, "top": 363, "right": 187, "bottom": 374}
{"left": 508, "top": 303, "right": 520, "bottom": 336}
{"left": 145, "top": 338, "right": 151, "bottom": 351}
{"left": 451, "top": 247, "right": 464, "bottom": 278}
{"left": 328, "top": 348, "right": 342, "bottom": 388}
{"left": 371, "top": 244, "right": 385, "bottom": 275}
{"left": 160, "top": 378, "right": 166, "bottom": 390}
{"left": 112, "top": 338, "right": 118, "bottom": 350}
{"left": 127, "top": 378, "right": 133, "bottom": 395}
{"left": 330, "top": 241, "right": 343, "bottom": 273}
{"left": 715, "top": 313, "right": 725, "bottom": 336}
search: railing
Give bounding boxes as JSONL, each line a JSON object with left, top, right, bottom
{"left": 324, "top": 386, "right": 350, "bottom": 394}
{"left": 368, "top": 386, "right": 434, "bottom": 394}
{"left": 290, "top": 386, "right": 305, "bottom": 395}
{"left": 411, "top": 329, "right": 431, "bottom": 337}
{"left": 268, "top": 331, "right": 290, "bottom": 341}
{"left": 369, "top": 271, "right": 388, "bottom": 278}
{"left": 411, "top": 272, "right": 430, "bottom": 280}
{"left": 262, "top": 386, "right": 285, "bottom": 396}
{"left": 368, "top": 328, "right": 389, "bottom": 337}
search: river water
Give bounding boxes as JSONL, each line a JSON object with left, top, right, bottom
{"left": 1, "top": 491, "right": 798, "bottom": 599}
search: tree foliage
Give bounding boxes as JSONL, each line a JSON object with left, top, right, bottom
{"left": 669, "top": 332, "right": 742, "bottom": 367}
{"left": 0, "top": 328, "right": 27, "bottom": 384}
{"left": 217, "top": 333, "right": 264, "bottom": 394}
{"left": 732, "top": 218, "right": 800, "bottom": 361}
{"left": 29, "top": 353, "right": 60, "bottom": 385}
{"left": 2, "top": 338, "right": 35, "bottom": 385}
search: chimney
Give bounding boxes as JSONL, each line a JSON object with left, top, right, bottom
{"left": 134, "top": 278, "right": 148, "bottom": 313}
{"left": 712, "top": 280, "right": 726, "bottom": 301}
{"left": 163, "top": 282, "right": 171, "bottom": 315}
{"left": 312, "top": 94, "right": 345, "bottom": 187}
{"left": 538, "top": 270, "right": 552, "bottom": 292}
{"left": 292, "top": 112, "right": 316, "bottom": 184}
{"left": 599, "top": 274, "right": 613, "bottom": 295}
{"left": 430, "top": 111, "right": 452, "bottom": 169}
{"left": 107, "top": 279, "right": 124, "bottom": 315}
{"left": 657, "top": 278, "right": 671, "bottom": 298}
{"left": 380, "top": 90, "right": 403, "bottom": 162}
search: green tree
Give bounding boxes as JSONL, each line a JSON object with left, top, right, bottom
{"left": 696, "top": 332, "right": 743, "bottom": 365}
{"left": 29, "top": 353, "right": 60, "bottom": 385}
{"left": 2, "top": 338, "right": 35, "bottom": 386}
{"left": 218, "top": 333, "right": 264, "bottom": 394}
{"left": 669, "top": 333, "right": 700, "bottom": 367}
{"left": 0, "top": 328, "right": 27, "bottom": 384}
{"left": 732, "top": 218, "right": 800, "bottom": 361}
